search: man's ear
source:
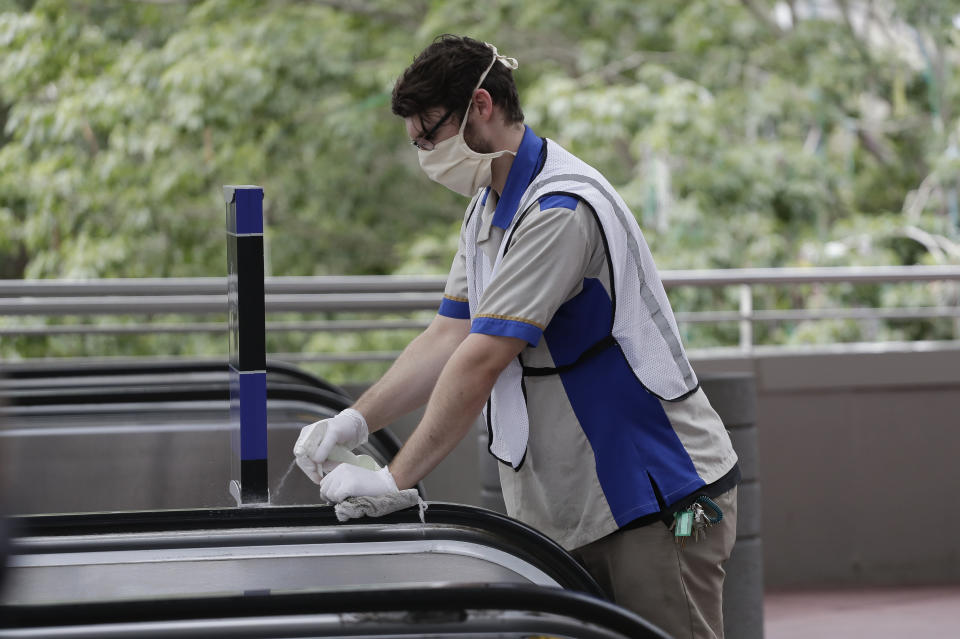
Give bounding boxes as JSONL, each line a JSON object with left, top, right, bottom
{"left": 472, "top": 89, "right": 495, "bottom": 122}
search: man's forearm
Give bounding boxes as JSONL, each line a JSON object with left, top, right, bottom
{"left": 352, "top": 315, "right": 469, "bottom": 433}
{"left": 387, "top": 333, "right": 526, "bottom": 490}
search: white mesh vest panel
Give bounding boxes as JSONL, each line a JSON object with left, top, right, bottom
{"left": 515, "top": 141, "right": 698, "bottom": 400}
{"left": 463, "top": 193, "right": 530, "bottom": 469}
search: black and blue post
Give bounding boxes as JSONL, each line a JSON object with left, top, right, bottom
{"left": 225, "top": 185, "right": 268, "bottom": 505}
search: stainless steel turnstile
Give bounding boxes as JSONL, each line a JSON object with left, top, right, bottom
{"left": 0, "top": 505, "right": 670, "bottom": 638}
{"left": 2, "top": 585, "right": 666, "bottom": 638}
{"left": 0, "top": 584, "right": 668, "bottom": 639}
{"left": 0, "top": 360, "right": 408, "bottom": 513}
{"left": 4, "top": 504, "right": 595, "bottom": 602}
{"left": 0, "top": 359, "right": 670, "bottom": 638}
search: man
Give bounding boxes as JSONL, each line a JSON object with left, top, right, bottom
{"left": 295, "top": 35, "right": 740, "bottom": 639}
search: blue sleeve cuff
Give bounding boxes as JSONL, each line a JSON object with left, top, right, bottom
{"left": 471, "top": 316, "right": 542, "bottom": 347}
{"left": 438, "top": 296, "right": 471, "bottom": 320}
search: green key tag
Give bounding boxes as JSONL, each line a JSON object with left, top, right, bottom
{"left": 674, "top": 510, "right": 693, "bottom": 537}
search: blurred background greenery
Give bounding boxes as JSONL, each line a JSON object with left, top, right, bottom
{"left": 1, "top": 0, "right": 959, "bottom": 381}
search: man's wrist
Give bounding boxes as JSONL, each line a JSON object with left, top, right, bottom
{"left": 386, "top": 462, "right": 410, "bottom": 491}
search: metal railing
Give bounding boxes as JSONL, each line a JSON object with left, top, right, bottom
{"left": 2, "top": 266, "right": 959, "bottom": 362}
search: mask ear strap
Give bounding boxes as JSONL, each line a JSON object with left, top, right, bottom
{"left": 485, "top": 42, "right": 519, "bottom": 70}
{"left": 460, "top": 44, "right": 519, "bottom": 134}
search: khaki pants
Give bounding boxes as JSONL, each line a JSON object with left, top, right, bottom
{"left": 571, "top": 487, "right": 738, "bottom": 639}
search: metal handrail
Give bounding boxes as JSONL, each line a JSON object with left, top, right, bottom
{"left": 1, "top": 266, "right": 958, "bottom": 356}
{"left": 3, "top": 307, "right": 958, "bottom": 338}
{"left": 0, "top": 293, "right": 443, "bottom": 316}
{"left": 0, "top": 319, "right": 433, "bottom": 337}
{"left": 660, "top": 265, "right": 960, "bottom": 285}
{"left": 0, "top": 276, "right": 446, "bottom": 297}
{"left": 3, "top": 265, "right": 959, "bottom": 298}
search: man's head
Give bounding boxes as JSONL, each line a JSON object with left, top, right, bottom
{"left": 392, "top": 35, "right": 524, "bottom": 152}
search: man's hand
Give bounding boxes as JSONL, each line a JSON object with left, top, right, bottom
{"left": 319, "top": 465, "right": 398, "bottom": 503}
{"left": 293, "top": 408, "right": 368, "bottom": 484}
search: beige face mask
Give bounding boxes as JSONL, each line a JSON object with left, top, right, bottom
{"left": 417, "top": 44, "right": 519, "bottom": 197}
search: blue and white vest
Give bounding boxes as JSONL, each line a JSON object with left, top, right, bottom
{"left": 464, "top": 140, "right": 700, "bottom": 469}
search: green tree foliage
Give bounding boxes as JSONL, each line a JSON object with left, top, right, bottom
{"left": 0, "top": 0, "right": 467, "bottom": 279}
{"left": 2, "top": 0, "right": 959, "bottom": 372}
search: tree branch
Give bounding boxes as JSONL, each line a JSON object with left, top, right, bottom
{"left": 785, "top": 0, "right": 798, "bottom": 28}
{"left": 739, "top": 0, "right": 784, "bottom": 35}
{"left": 899, "top": 225, "right": 960, "bottom": 262}
{"left": 586, "top": 50, "right": 684, "bottom": 83}
{"left": 304, "top": 0, "right": 416, "bottom": 23}
{"left": 902, "top": 172, "right": 939, "bottom": 222}
{"left": 81, "top": 122, "right": 99, "bottom": 155}
{"left": 836, "top": 0, "right": 874, "bottom": 68}
{"left": 855, "top": 126, "right": 893, "bottom": 166}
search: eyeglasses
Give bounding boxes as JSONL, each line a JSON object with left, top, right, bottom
{"left": 411, "top": 108, "right": 455, "bottom": 151}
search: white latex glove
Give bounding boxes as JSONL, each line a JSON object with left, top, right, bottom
{"left": 319, "top": 465, "right": 398, "bottom": 503}
{"left": 294, "top": 456, "right": 342, "bottom": 485}
{"left": 293, "top": 408, "right": 368, "bottom": 484}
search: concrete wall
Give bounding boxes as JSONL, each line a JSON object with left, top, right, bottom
{"left": 694, "top": 342, "right": 960, "bottom": 589}
{"left": 350, "top": 341, "right": 960, "bottom": 590}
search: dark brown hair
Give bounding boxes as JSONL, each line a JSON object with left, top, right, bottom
{"left": 391, "top": 35, "right": 524, "bottom": 126}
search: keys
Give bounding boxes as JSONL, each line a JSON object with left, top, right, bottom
{"left": 691, "top": 502, "right": 709, "bottom": 541}
{"left": 672, "top": 497, "right": 724, "bottom": 546}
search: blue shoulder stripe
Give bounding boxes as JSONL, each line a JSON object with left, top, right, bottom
{"left": 539, "top": 193, "right": 581, "bottom": 212}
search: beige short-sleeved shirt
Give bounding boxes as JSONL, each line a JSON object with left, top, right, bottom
{"left": 440, "top": 189, "right": 605, "bottom": 350}
{"left": 438, "top": 128, "right": 737, "bottom": 550}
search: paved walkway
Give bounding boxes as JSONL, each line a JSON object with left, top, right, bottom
{"left": 764, "top": 585, "right": 960, "bottom": 638}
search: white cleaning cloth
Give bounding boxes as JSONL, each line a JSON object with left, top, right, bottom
{"left": 334, "top": 489, "right": 427, "bottom": 523}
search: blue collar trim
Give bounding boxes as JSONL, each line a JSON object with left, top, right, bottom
{"left": 492, "top": 125, "right": 544, "bottom": 230}
{"left": 481, "top": 186, "right": 491, "bottom": 206}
